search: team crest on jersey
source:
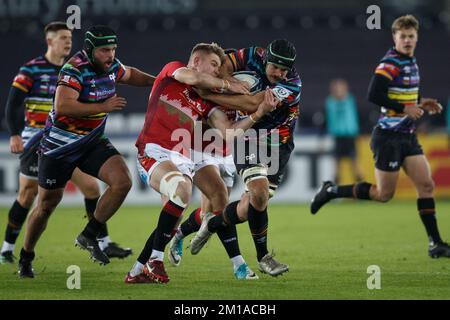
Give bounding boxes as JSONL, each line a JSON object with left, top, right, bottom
{"left": 271, "top": 86, "right": 292, "bottom": 100}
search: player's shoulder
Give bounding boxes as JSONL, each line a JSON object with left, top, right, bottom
{"left": 379, "top": 48, "right": 404, "bottom": 67}
{"left": 163, "top": 60, "right": 186, "bottom": 70}
{"left": 63, "top": 51, "right": 89, "bottom": 72}
{"left": 19, "top": 56, "right": 48, "bottom": 74}
{"left": 23, "top": 55, "right": 46, "bottom": 67}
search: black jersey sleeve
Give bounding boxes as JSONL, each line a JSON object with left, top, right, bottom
{"left": 367, "top": 74, "right": 405, "bottom": 113}
{"left": 5, "top": 86, "right": 27, "bottom": 136}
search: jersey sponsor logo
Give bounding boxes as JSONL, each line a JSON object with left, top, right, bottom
{"left": 271, "top": 86, "right": 292, "bottom": 100}
{"left": 109, "top": 73, "right": 116, "bottom": 82}
{"left": 62, "top": 75, "right": 71, "bottom": 83}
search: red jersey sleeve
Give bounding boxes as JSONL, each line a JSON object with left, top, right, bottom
{"left": 12, "top": 66, "right": 34, "bottom": 93}
{"left": 160, "top": 61, "right": 187, "bottom": 79}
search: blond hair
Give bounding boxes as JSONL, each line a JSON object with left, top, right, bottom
{"left": 392, "top": 15, "right": 419, "bottom": 34}
{"left": 191, "top": 42, "right": 225, "bottom": 62}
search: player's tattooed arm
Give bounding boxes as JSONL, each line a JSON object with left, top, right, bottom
{"left": 119, "top": 66, "right": 155, "bottom": 87}
{"left": 208, "top": 89, "right": 278, "bottom": 141}
{"left": 55, "top": 85, "right": 127, "bottom": 117}
{"left": 173, "top": 67, "right": 250, "bottom": 95}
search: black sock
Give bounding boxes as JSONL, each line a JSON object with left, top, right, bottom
{"left": 153, "top": 201, "right": 184, "bottom": 252}
{"left": 418, "top": 198, "right": 442, "bottom": 244}
{"left": 4, "top": 200, "right": 29, "bottom": 245}
{"left": 81, "top": 217, "right": 105, "bottom": 240}
{"left": 84, "top": 197, "right": 109, "bottom": 238}
{"left": 247, "top": 203, "right": 269, "bottom": 261}
{"left": 137, "top": 230, "right": 155, "bottom": 264}
{"left": 19, "top": 248, "right": 35, "bottom": 262}
{"left": 179, "top": 208, "right": 201, "bottom": 237}
{"left": 208, "top": 201, "right": 243, "bottom": 233}
{"left": 217, "top": 224, "right": 240, "bottom": 259}
{"left": 329, "top": 182, "right": 372, "bottom": 200}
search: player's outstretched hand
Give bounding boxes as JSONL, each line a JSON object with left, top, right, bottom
{"left": 255, "top": 89, "right": 280, "bottom": 117}
{"left": 404, "top": 105, "right": 424, "bottom": 120}
{"left": 420, "top": 98, "right": 443, "bottom": 115}
{"left": 228, "top": 80, "right": 251, "bottom": 95}
{"left": 102, "top": 95, "right": 127, "bottom": 113}
{"left": 10, "top": 135, "right": 24, "bottom": 154}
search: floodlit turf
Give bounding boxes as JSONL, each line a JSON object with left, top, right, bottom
{"left": 1, "top": 201, "right": 450, "bottom": 300}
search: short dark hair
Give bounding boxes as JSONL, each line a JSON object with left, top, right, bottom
{"left": 392, "top": 15, "right": 419, "bottom": 34}
{"left": 44, "top": 22, "right": 70, "bottom": 36}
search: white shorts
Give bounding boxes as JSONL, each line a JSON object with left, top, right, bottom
{"left": 192, "top": 150, "right": 237, "bottom": 188}
{"left": 137, "top": 143, "right": 195, "bottom": 186}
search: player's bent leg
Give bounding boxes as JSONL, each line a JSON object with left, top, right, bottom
{"left": 1, "top": 176, "right": 38, "bottom": 264}
{"left": 71, "top": 168, "right": 132, "bottom": 259}
{"left": 19, "top": 187, "right": 64, "bottom": 278}
{"left": 403, "top": 155, "right": 450, "bottom": 258}
{"left": 372, "top": 169, "right": 398, "bottom": 202}
{"left": 310, "top": 170, "right": 399, "bottom": 214}
{"left": 76, "top": 154, "right": 131, "bottom": 266}
{"left": 189, "top": 165, "right": 228, "bottom": 255}
{"left": 139, "top": 162, "right": 192, "bottom": 283}
{"left": 93, "top": 155, "right": 132, "bottom": 223}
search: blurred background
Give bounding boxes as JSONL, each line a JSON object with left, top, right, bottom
{"left": 0, "top": 0, "right": 449, "bottom": 204}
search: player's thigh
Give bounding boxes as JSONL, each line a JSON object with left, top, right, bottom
{"left": 77, "top": 139, "right": 130, "bottom": 188}
{"left": 70, "top": 168, "right": 100, "bottom": 197}
{"left": 193, "top": 165, "right": 227, "bottom": 202}
{"left": 402, "top": 155, "right": 434, "bottom": 195}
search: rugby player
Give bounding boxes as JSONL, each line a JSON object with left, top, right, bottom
{"left": 310, "top": 15, "right": 450, "bottom": 258}
{"left": 1, "top": 22, "right": 131, "bottom": 265}
{"left": 189, "top": 39, "right": 302, "bottom": 277}
{"left": 125, "top": 42, "right": 277, "bottom": 283}
{"left": 17, "top": 25, "right": 155, "bottom": 278}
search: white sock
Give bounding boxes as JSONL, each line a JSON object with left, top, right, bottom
{"left": 1, "top": 241, "right": 15, "bottom": 254}
{"left": 129, "top": 261, "right": 144, "bottom": 277}
{"left": 150, "top": 250, "right": 164, "bottom": 261}
{"left": 97, "top": 236, "right": 112, "bottom": 251}
{"left": 231, "top": 255, "right": 245, "bottom": 270}
{"left": 175, "top": 228, "right": 184, "bottom": 240}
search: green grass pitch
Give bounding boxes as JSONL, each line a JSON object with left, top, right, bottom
{"left": 1, "top": 201, "right": 450, "bottom": 300}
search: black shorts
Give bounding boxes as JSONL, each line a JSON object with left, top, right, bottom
{"left": 233, "top": 138, "right": 293, "bottom": 192}
{"left": 370, "top": 127, "right": 423, "bottom": 172}
{"left": 19, "top": 140, "right": 40, "bottom": 179}
{"left": 334, "top": 137, "right": 356, "bottom": 159}
{"left": 38, "top": 138, "right": 120, "bottom": 189}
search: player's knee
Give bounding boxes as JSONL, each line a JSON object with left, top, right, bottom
{"left": 419, "top": 179, "right": 435, "bottom": 195}
{"left": 81, "top": 180, "right": 100, "bottom": 198}
{"left": 111, "top": 174, "right": 132, "bottom": 195}
{"left": 378, "top": 190, "right": 395, "bottom": 203}
{"left": 38, "top": 195, "right": 61, "bottom": 218}
{"left": 160, "top": 172, "right": 191, "bottom": 208}
{"left": 17, "top": 183, "right": 38, "bottom": 208}
{"left": 249, "top": 186, "right": 269, "bottom": 210}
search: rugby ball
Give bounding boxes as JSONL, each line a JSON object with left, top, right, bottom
{"left": 232, "top": 71, "right": 262, "bottom": 93}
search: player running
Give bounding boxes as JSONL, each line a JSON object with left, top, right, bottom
{"left": 125, "top": 42, "right": 278, "bottom": 284}
{"left": 17, "top": 25, "right": 155, "bottom": 278}
{"left": 310, "top": 15, "right": 450, "bottom": 259}
{"left": 0, "top": 22, "right": 131, "bottom": 266}
{"left": 189, "top": 39, "right": 302, "bottom": 277}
